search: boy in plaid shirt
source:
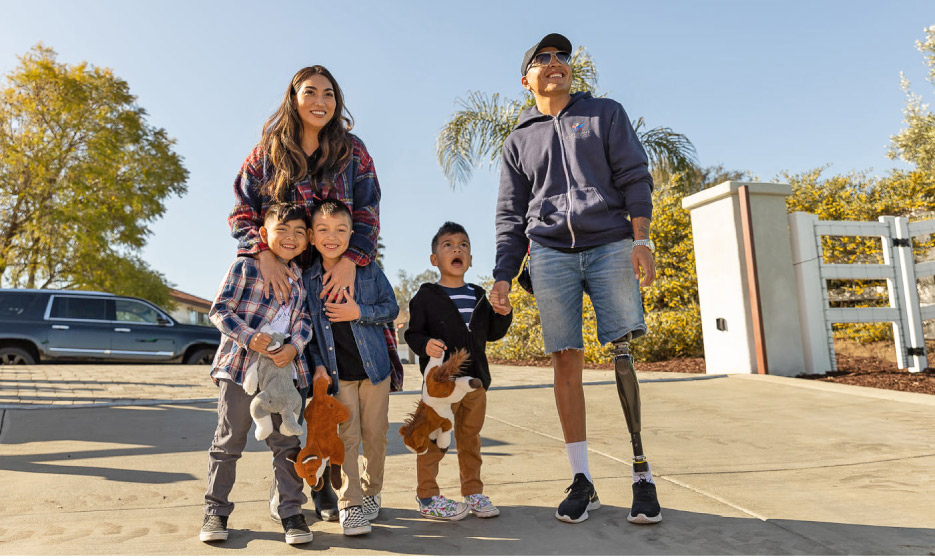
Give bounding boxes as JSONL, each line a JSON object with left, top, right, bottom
{"left": 200, "top": 203, "right": 315, "bottom": 546}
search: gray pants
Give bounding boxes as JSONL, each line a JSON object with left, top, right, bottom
{"left": 204, "top": 379, "right": 307, "bottom": 518}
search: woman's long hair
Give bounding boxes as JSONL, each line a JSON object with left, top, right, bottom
{"left": 260, "top": 66, "right": 354, "bottom": 202}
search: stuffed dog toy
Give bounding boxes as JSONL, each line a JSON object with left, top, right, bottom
{"left": 293, "top": 375, "right": 349, "bottom": 490}
{"left": 399, "top": 349, "right": 479, "bottom": 454}
{"left": 243, "top": 327, "right": 304, "bottom": 441}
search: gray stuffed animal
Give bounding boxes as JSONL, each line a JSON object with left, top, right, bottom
{"left": 242, "top": 327, "right": 304, "bottom": 441}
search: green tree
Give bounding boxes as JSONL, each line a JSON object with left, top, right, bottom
{"left": 0, "top": 45, "right": 187, "bottom": 307}
{"left": 889, "top": 25, "right": 935, "bottom": 175}
{"left": 436, "top": 47, "right": 698, "bottom": 188}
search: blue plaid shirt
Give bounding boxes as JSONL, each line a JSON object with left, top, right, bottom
{"left": 208, "top": 257, "right": 313, "bottom": 388}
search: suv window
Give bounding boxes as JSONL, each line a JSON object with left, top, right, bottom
{"left": 0, "top": 292, "right": 39, "bottom": 318}
{"left": 49, "top": 296, "right": 110, "bottom": 321}
{"left": 115, "top": 299, "right": 162, "bottom": 324}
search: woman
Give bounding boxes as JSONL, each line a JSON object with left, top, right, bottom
{"left": 229, "top": 65, "right": 379, "bottom": 303}
{"left": 226, "top": 65, "right": 402, "bottom": 524}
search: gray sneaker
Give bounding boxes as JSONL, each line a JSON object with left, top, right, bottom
{"left": 340, "top": 506, "right": 372, "bottom": 536}
{"left": 199, "top": 514, "right": 228, "bottom": 542}
{"left": 281, "top": 513, "right": 313, "bottom": 545}
{"left": 361, "top": 494, "right": 381, "bottom": 521}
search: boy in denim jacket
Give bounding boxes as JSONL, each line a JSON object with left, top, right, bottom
{"left": 303, "top": 199, "right": 399, "bottom": 537}
{"left": 201, "top": 203, "right": 314, "bottom": 546}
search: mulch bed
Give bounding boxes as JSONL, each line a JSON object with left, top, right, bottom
{"left": 798, "top": 354, "right": 935, "bottom": 396}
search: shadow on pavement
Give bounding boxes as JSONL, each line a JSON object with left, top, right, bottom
{"left": 202, "top": 506, "right": 935, "bottom": 555}
{"left": 0, "top": 404, "right": 511, "bottom": 484}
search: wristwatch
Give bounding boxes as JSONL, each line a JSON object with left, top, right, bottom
{"left": 633, "top": 239, "right": 655, "bottom": 252}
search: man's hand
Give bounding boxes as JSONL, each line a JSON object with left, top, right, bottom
{"left": 269, "top": 344, "right": 298, "bottom": 368}
{"left": 490, "top": 280, "right": 512, "bottom": 315}
{"left": 321, "top": 258, "right": 357, "bottom": 302}
{"left": 631, "top": 217, "right": 655, "bottom": 288}
{"left": 632, "top": 245, "right": 656, "bottom": 287}
{"left": 255, "top": 250, "right": 296, "bottom": 304}
{"left": 425, "top": 338, "right": 447, "bottom": 359}
{"left": 325, "top": 298, "right": 361, "bottom": 322}
{"left": 313, "top": 365, "right": 331, "bottom": 385}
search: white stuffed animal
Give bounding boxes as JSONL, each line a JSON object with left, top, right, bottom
{"left": 421, "top": 349, "right": 481, "bottom": 452}
{"left": 243, "top": 325, "right": 304, "bottom": 441}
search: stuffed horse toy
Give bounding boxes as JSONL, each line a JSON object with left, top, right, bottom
{"left": 293, "top": 375, "right": 350, "bottom": 490}
{"left": 242, "top": 326, "right": 304, "bottom": 441}
{"left": 399, "top": 349, "right": 480, "bottom": 454}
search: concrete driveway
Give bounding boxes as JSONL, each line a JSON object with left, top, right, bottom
{"left": 1, "top": 363, "right": 933, "bottom": 555}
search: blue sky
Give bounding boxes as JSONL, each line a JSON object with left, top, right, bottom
{"left": 2, "top": 0, "right": 934, "bottom": 300}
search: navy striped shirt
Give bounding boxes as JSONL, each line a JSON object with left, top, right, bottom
{"left": 438, "top": 284, "right": 476, "bottom": 328}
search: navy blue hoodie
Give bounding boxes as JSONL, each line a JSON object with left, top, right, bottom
{"left": 493, "top": 91, "right": 654, "bottom": 284}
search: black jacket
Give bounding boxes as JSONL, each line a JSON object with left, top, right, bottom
{"left": 405, "top": 283, "right": 513, "bottom": 390}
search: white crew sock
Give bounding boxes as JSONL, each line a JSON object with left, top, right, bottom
{"left": 565, "top": 441, "right": 592, "bottom": 482}
{"left": 633, "top": 458, "right": 655, "bottom": 484}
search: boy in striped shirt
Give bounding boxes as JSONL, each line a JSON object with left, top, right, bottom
{"left": 405, "top": 222, "right": 513, "bottom": 520}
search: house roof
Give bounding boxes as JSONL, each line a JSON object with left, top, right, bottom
{"left": 169, "top": 289, "right": 212, "bottom": 309}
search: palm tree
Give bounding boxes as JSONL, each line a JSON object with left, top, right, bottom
{"left": 436, "top": 47, "right": 698, "bottom": 188}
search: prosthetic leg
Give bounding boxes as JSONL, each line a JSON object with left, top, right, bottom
{"left": 612, "top": 333, "right": 662, "bottom": 523}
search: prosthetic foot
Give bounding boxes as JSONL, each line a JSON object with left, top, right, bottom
{"left": 612, "top": 334, "right": 662, "bottom": 524}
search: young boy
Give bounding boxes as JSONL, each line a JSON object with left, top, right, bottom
{"left": 303, "top": 199, "right": 399, "bottom": 537}
{"left": 200, "top": 203, "right": 315, "bottom": 546}
{"left": 405, "top": 222, "right": 513, "bottom": 520}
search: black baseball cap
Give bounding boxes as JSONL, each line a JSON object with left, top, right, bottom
{"left": 521, "top": 33, "right": 573, "bottom": 76}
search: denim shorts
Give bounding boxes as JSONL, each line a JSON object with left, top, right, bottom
{"left": 529, "top": 238, "right": 647, "bottom": 354}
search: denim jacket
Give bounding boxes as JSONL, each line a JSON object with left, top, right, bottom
{"left": 303, "top": 258, "right": 399, "bottom": 393}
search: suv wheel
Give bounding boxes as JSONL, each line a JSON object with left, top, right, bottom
{"left": 185, "top": 348, "right": 216, "bottom": 365}
{"left": 0, "top": 347, "right": 37, "bottom": 365}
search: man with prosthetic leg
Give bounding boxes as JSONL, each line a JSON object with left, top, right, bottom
{"left": 491, "top": 32, "right": 662, "bottom": 525}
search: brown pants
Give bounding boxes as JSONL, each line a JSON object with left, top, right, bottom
{"left": 335, "top": 377, "right": 390, "bottom": 509}
{"left": 416, "top": 388, "right": 487, "bottom": 499}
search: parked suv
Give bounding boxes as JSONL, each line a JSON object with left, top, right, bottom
{"left": 0, "top": 289, "right": 221, "bottom": 365}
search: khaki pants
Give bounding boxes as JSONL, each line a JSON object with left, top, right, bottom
{"left": 335, "top": 377, "right": 390, "bottom": 509}
{"left": 417, "top": 388, "right": 486, "bottom": 499}
{"left": 204, "top": 379, "right": 306, "bottom": 518}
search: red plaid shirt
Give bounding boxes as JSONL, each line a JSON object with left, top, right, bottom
{"left": 228, "top": 135, "right": 380, "bottom": 266}
{"left": 208, "top": 258, "right": 313, "bottom": 388}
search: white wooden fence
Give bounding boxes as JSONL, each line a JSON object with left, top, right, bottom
{"left": 789, "top": 212, "right": 935, "bottom": 374}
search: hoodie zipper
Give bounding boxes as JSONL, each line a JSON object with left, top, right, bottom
{"left": 553, "top": 116, "right": 577, "bottom": 248}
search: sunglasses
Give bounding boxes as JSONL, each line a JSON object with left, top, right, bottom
{"left": 527, "top": 51, "right": 572, "bottom": 72}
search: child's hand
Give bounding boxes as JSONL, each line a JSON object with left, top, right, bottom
{"left": 325, "top": 299, "right": 361, "bottom": 322}
{"left": 269, "top": 344, "right": 298, "bottom": 368}
{"left": 248, "top": 332, "right": 273, "bottom": 353}
{"left": 313, "top": 366, "right": 331, "bottom": 385}
{"left": 425, "top": 338, "right": 447, "bottom": 359}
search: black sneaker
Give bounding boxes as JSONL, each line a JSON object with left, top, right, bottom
{"left": 199, "top": 514, "right": 228, "bottom": 542}
{"left": 312, "top": 465, "right": 339, "bottom": 522}
{"left": 555, "top": 473, "right": 600, "bottom": 523}
{"left": 628, "top": 480, "right": 662, "bottom": 524}
{"left": 281, "top": 513, "right": 314, "bottom": 545}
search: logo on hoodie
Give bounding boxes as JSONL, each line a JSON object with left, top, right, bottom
{"left": 568, "top": 121, "right": 591, "bottom": 139}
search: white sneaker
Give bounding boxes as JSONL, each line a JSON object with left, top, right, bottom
{"left": 339, "top": 506, "right": 371, "bottom": 536}
{"left": 362, "top": 494, "right": 381, "bottom": 521}
{"left": 417, "top": 495, "right": 470, "bottom": 520}
{"left": 465, "top": 493, "right": 500, "bottom": 518}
